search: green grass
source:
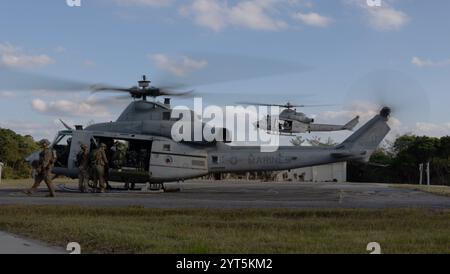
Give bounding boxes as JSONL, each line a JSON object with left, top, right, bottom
{"left": 0, "top": 206, "right": 449, "bottom": 254}
{"left": 393, "top": 184, "right": 450, "bottom": 197}
{"left": 0, "top": 178, "right": 76, "bottom": 188}
{"left": 0, "top": 178, "right": 34, "bottom": 187}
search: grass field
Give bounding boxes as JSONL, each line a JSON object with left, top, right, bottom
{"left": 393, "top": 184, "right": 450, "bottom": 197}
{"left": 0, "top": 178, "right": 77, "bottom": 188}
{"left": 0, "top": 206, "right": 449, "bottom": 254}
{"left": 0, "top": 178, "right": 34, "bottom": 188}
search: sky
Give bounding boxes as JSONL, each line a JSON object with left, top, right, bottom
{"left": 0, "top": 0, "right": 449, "bottom": 143}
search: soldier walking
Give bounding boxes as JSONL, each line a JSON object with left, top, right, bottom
{"left": 24, "top": 139, "right": 57, "bottom": 197}
{"left": 76, "top": 144, "right": 90, "bottom": 193}
{"left": 92, "top": 143, "right": 108, "bottom": 193}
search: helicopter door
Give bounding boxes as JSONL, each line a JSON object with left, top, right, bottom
{"left": 69, "top": 131, "right": 93, "bottom": 169}
{"left": 52, "top": 132, "right": 73, "bottom": 169}
{"left": 52, "top": 130, "right": 93, "bottom": 178}
{"left": 149, "top": 140, "right": 209, "bottom": 182}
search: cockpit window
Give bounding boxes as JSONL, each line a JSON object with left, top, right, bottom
{"left": 55, "top": 135, "right": 72, "bottom": 146}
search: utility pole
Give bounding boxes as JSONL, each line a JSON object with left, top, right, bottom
{"left": 426, "top": 162, "right": 431, "bottom": 186}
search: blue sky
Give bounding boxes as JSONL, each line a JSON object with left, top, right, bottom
{"left": 0, "top": 0, "right": 449, "bottom": 140}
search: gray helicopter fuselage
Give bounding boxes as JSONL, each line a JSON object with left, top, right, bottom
{"left": 28, "top": 101, "right": 390, "bottom": 184}
{"left": 280, "top": 109, "right": 313, "bottom": 123}
{"left": 257, "top": 108, "right": 360, "bottom": 134}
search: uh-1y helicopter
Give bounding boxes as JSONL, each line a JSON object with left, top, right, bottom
{"left": 239, "top": 101, "right": 360, "bottom": 135}
{"left": 23, "top": 75, "right": 392, "bottom": 191}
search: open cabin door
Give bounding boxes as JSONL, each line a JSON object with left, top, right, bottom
{"left": 70, "top": 130, "right": 93, "bottom": 169}
{"left": 149, "top": 140, "right": 209, "bottom": 182}
{"left": 87, "top": 136, "right": 153, "bottom": 184}
{"left": 51, "top": 130, "right": 92, "bottom": 178}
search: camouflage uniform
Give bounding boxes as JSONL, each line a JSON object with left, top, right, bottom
{"left": 25, "top": 139, "right": 56, "bottom": 197}
{"left": 92, "top": 143, "right": 108, "bottom": 193}
{"left": 111, "top": 141, "right": 127, "bottom": 168}
{"left": 76, "top": 144, "right": 90, "bottom": 193}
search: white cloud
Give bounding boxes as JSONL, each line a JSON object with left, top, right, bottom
{"left": 31, "top": 99, "right": 48, "bottom": 112}
{"left": 412, "top": 56, "right": 450, "bottom": 68}
{"left": 345, "top": 0, "right": 409, "bottom": 31}
{"left": 0, "top": 120, "right": 56, "bottom": 140}
{"left": 313, "top": 101, "right": 450, "bottom": 141}
{"left": 180, "top": 0, "right": 289, "bottom": 31}
{"left": 368, "top": 6, "right": 409, "bottom": 31}
{"left": 0, "top": 43, "right": 55, "bottom": 69}
{"left": 115, "top": 0, "right": 172, "bottom": 7}
{"left": 413, "top": 122, "right": 450, "bottom": 137}
{"left": 150, "top": 53, "right": 208, "bottom": 77}
{"left": 180, "top": 0, "right": 227, "bottom": 31}
{"left": 294, "top": 12, "right": 332, "bottom": 27}
{"left": 55, "top": 46, "right": 66, "bottom": 53}
{"left": 228, "top": 0, "right": 288, "bottom": 31}
{"left": 113, "top": 0, "right": 331, "bottom": 31}
{"left": 31, "top": 97, "right": 113, "bottom": 119}
{"left": 0, "top": 91, "right": 15, "bottom": 98}
{"left": 315, "top": 101, "right": 400, "bottom": 127}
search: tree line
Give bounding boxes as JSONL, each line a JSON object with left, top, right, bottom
{"left": 350, "top": 135, "right": 450, "bottom": 185}
{"left": 292, "top": 135, "right": 450, "bottom": 185}
{"left": 0, "top": 128, "right": 39, "bottom": 179}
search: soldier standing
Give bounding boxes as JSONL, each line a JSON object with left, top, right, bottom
{"left": 76, "top": 144, "right": 90, "bottom": 193}
{"left": 24, "top": 139, "right": 57, "bottom": 197}
{"left": 92, "top": 143, "right": 108, "bottom": 193}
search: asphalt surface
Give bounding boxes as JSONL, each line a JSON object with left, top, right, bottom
{"left": 1, "top": 180, "right": 450, "bottom": 209}
{"left": 0, "top": 231, "right": 65, "bottom": 254}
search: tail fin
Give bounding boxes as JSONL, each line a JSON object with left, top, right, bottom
{"left": 343, "top": 116, "right": 360, "bottom": 130}
{"left": 338, "top": 108, "right": 391, "bottom": 156}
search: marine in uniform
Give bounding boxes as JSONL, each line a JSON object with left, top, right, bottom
{"left": 92, "top": 143, "right": 108, "bottom": 193}
{"left": 24, "top": 139, "right": 57, "bottom": 197}
{"left": 76, "top": 144, "right": 90, "bottom": 193}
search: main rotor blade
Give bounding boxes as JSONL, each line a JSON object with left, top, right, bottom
{"left": 345, "top": 69, "right": 430, "bottom": 124}
{"left": 159, "top": 88, "right": 195, "bottom": 97}
{"left": 155, "top": 53, "right": 311, "bottom": 88}
{"left": 0, "top": 67, "right": 91, "bottom": 92}
{"left": 90, "top": 85, "right": 135, "bottom": 93}
{"left": 289, "top": 104, "right": 339, "bottom": 108}
{"left": 237, "top": 102, "right": 286, "bottom": 107}
{"left": 237, "top": 102, "right": 337, "bottom": 108}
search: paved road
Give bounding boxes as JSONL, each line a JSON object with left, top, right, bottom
{"left": 1, "top": 181, "right": 450, "bottom": 209}
{"left": 0, "top": 231, "right": 65, "bottom": 254}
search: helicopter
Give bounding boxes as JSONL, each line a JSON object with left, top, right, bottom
{"left": 23, "top": 75, "right": 391, "bottom": 190}
{"left": 238, "top": 101, "right": 360, "bottom": 135}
